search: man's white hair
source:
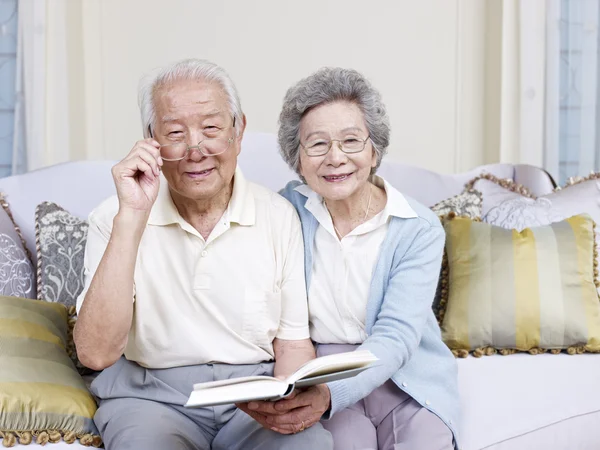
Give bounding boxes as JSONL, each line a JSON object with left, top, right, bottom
{"left": 138, "top": 58, "right": 243, "bottom": 138}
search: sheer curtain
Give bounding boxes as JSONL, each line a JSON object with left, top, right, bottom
{"left": 13, "top": 0, "right": 72, "bottom": 174}
{"left": 545, "top": 0, "right": 600, "bottom": 184}
{"left": 0, "top": 0, "right": 24, "bottom": 176}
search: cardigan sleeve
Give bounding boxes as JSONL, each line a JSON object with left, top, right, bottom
{"left": 325, "top": 222, "right": 446, "bottom": 417}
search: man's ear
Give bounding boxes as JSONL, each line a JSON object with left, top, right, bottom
{"left": 237, "top": 114, "right": 247, "bottom": 141}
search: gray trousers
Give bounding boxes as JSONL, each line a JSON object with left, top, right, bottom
{"left": 90, "top": 357, "right": 333, "bottom": 450}
{"left": 317, "top": 344, "right": 454, "bottom": 450}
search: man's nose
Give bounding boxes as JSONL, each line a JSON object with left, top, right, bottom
{"left": 186, "top": 146, "right": 205, "bottom": 162}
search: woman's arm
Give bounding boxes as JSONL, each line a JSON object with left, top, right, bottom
{"left": 247, "top": 221, "right": 446, "bottom": 431}
{"left": 325, "top": 222, "right": 445, "bottom": 417}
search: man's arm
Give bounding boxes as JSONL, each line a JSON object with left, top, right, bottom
{"left": 272, "top": 338, "right": 315, "bottom": 379}
{"left": 74, "top": 139, "right": 162, "bottom": 371}
{"left": 74, "top": 211, "right": 147, "bottom": 370}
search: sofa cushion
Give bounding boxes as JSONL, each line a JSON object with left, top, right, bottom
{"left": 457, "top": 353, "right": 600, "bottom": 449}
{"left": 440, "top": 215, "right": 600, "bottom": 355}
{"left": 0, "top": 296, "right": 100, "bottom": 447}
{"left": 0, "top": 194, "right": 35, "bottom": 299}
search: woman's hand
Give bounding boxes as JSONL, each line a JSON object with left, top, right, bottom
{"left": 237, "top": 385, "right": 331, "bottom": 434}
{"left": 112, "top": 139, "right": 163, "bottom": 214}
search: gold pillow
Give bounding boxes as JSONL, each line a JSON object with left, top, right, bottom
{"left": 0, "top": 296, "right": 101, "bottom": 447}
{"left": 440, "top": 214, "right": 600, "bottom": 357}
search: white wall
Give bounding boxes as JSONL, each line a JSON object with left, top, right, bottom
{"left": 67, "top": 0, "right": 495, "bottom": 174}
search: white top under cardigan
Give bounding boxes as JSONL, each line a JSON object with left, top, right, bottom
{"left": 294, "top": 177, "right": 418, "bottom": 344}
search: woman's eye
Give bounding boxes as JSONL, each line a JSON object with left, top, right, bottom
{"left": 344, "top": 138, "right": 360, "bottom": 143}
{"left": 169, "top": 131, "right": 183, "bottom": 136}
{"left": 310, "top": 141, "right": 328, "bottom": 148}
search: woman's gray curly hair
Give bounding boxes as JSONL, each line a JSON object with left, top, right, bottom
{"left": 278, "top": 67, "right": 390, "bottom": 178}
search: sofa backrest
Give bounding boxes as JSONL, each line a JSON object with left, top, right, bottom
{"left": 0, "top": 131, "right": 555, "bottom": 261}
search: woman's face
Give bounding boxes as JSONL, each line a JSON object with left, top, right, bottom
{"left": 299, "top": 101, "right": 377, "bottom": 201}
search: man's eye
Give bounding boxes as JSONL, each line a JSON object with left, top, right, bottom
{"left": 169, "top": 131, "right": 183, "bottom": 136}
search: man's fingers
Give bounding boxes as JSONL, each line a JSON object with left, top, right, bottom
{"left": 247, "top": 400, "right": 286, "bottom": 415}
{"left": 265, "top": 406, "right": 312, "bottom": 426}
{"left": 236, "top": 404, "right": 271, "bottom": 429}
{"left": 125, "top": 143, "right": 162, "bottom": 174}
{"left": 135, "top": 148, "right": 162, "bottom": 177}
{"left": 273, "top": 390, "right": 311, "bottom": 411}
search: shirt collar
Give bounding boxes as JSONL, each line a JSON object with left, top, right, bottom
{"left": 148, "top": 167, "right": 255, "bottom": 227}
{"left": 228, "top": 168, "right": 255, "bottom": 226}
{"left": 372, "top": 175, "right": 418, "bottom": 219}
{"left": 294, "top": 175, "right": 418, "bottom": 220}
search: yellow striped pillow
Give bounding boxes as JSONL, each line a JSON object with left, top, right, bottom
{"left": 440, "top": 214, "right": 600, "bottom": 356}
{"left": 0, "top": 296, "right": 100, "bottom": 447}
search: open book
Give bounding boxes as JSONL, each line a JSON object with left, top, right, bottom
{"left": 184, "top": 350, "right": 378, "bottom": 408}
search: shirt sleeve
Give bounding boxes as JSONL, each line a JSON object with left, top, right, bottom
{"left": 275, "top": 205, "right": 310, "bottom": 341}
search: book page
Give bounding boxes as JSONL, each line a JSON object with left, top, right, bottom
{"left": 286, "top": 350, "right": 378, "bottom": 384}
{"left": 192, "top": 375, "right": 278, "bottom": 391}
{"left": 186, "top": 378, "right": 289, "bottom": 408}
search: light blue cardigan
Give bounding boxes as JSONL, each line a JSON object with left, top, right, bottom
{"left": 281, "top": 181, "right": 461, "bottom": 447}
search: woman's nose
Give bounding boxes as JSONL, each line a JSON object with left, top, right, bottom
{"left": 325, "top": 141, "right": 347, "bottom": 166}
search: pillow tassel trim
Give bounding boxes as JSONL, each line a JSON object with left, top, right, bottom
{"left": 556, "top": 171, "right": 600, "bottom": 191}
{"left": 439, "top": 213, "right": 600, "bottom": 358}
{"left": 463, "top": 173, "right": 536, "bottom": 199}
{"left": 34, "top": 203, "right": 44, "bottom": 301}
{"left": 0, "top": 430, "right": 102, "bottom": 447}
{"left": 0, "top": 429, "right": 102, "bottom": 447}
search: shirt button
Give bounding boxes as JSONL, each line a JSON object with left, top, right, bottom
{"left": 201, "top": 250, "right": 208, "bottom": 257}
{"left": 425, "top": 400, "right": 431, "bottom": 406}
{"left": 449, "top": 420, "right": 453, "bottom": 425}
{"left": 402, "top": 382, "right": 407, "bottom": 387}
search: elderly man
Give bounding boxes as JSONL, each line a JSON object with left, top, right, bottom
{"left": 73, "top": 58, "right": 333, "bottom": 450}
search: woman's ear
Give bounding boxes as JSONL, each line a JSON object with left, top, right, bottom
{"left": 298, "top": 154, "right": 305, "bottom": 179}
{"left": 371, "top": 146, "right": 377, "bottom": 168}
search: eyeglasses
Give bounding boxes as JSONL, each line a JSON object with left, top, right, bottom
{"left": 300, "top": 136, "right": 371, "bottom": 157}
{"left": 158, "top": 137, "right": 234, "bottom": 161}
{"left": 156, "top": 118, "right": 236, "bottom": 161}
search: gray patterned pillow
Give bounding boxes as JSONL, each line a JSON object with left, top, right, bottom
{"left": 431, "top": 188, "right": 483, "bottom": 219}
{"left": 0, "top": 193, "right": 35, "bottom": 298}
{"left": 35, "top": 202, "right": 91, "bottom": 374}
{"left": 35, "top": 202, "right": 88, "bottom": 308}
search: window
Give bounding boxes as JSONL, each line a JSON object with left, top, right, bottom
{"left": 0, "top": 0, "right": 19, "bottom": 177}
{"left": 551, "top": 0, "right": 600, "bottom": 184}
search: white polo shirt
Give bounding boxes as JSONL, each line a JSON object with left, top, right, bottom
{"left": 295, "top": 177, "right": 418, "bottom": 345}
{"left": 77, "top": 169, "right": 309, "bottom": 368}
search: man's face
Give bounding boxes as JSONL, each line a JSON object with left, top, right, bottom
{"left": 152, "top": 79, "right": 244, "bottom": 203}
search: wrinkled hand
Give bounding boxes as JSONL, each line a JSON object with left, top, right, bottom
{"left": 237, "top": 385, "right": 331, "bottom": 435}
{"left": 112, "top": 139, "right": 163, "bottom": 214}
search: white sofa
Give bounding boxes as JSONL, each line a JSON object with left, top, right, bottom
{"left": 3, "top": 132, "right": 600, "bottom": 449}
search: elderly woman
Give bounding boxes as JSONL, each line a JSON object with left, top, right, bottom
{"left": 241, "top": 68, "right": 460, "bottom": 449}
